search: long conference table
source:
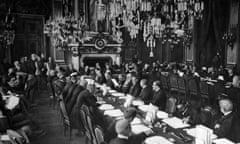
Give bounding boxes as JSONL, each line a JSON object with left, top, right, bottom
{"left": 95, "top": 83, "right": 235, "bottom": 144}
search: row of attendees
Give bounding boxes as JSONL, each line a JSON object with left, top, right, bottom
{"left": 51, "top": 63, "right": 240, "bottom": 142}
{"left": 0, "top": 53, "right": 48, "bottom": 144}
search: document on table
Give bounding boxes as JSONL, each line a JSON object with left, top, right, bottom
{"left": 131, "top": 118, "right": 142, "bottom": 125}
{"left": 156, "top": 111, "right": 168, "bottom": 119}
{"left": 184, "top": 125, "right": 217, "bottom": 140}
{"left": 5, "top": 96, "right": 20, "bottom": 110}
{"left": 138, "top": 105, "right": 149, "bottom": 112}
{"left": 131, "top": 124, "right": 151, "bottom": 134}
{"left": 104, "top": 109, "right": 124, "bottom": 117}
{"left": 145, "top": 136, "right": 174, "bottom": 144}
{"left": 97, "top": 100, "right": 106, "bottom": 104}
{"left": 132, "top": 100, "right": 145, "bottom": 106}
{"left": 98, "top": 104, "right": 114, "bottom": 110}
{"left": 111, "top": 92, "right": 125, "bottom": 97}
{"left": 108, "top": 89, "right": 117, "bottom": 93}
{"left": 213, "top": 138, "right": 235, "bottom": 144}
{"left": 162, "top": 117, "right": 190, "bottom": 129}
{"left": 0, "top": 135, "right": 11, "bottom": 141}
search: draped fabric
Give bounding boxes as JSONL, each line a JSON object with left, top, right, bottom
{"left": 195, "top": 0, "right": 230, "bottom": 66}
{"left": 89, "top": 0, "right": 97, "bottom": 31}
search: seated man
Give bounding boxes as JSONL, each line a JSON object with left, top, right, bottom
{"left": 106, "top": 107, "right": 137, "bottom": 142}
{"left": 128, "top": 74, "right": 141, "bottom": 98}
{"left": 139, "top": 79, "right": 152, "bottom": 104}
{"left": 109, "top": 119, "right": 152, "bottom": 144}
{"left": 214, "top": 99, "right": 234, "bottom": 139}
{"left": 104, "top": 72, "right": 115, "bottom": 89}
{"left": 151, "top": 80, "right": 166, "bottom": 110}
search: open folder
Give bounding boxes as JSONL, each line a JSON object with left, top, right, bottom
{"left": 162, "top": 117, "right": 190, "bottom": 129}
{"left": 131, "top": 124, "right": 151, "bottom": 134}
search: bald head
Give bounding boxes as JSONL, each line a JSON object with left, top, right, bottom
{"left": 219, "top": 99, "right": 233, "bottom": 114}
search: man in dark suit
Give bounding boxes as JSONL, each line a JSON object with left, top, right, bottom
{"left": 151, "top": 80, "right": 167, "bottom": 110}
{"left": 106, "top": 107, "right": 137, "bottom": 142}
{"left": 128, "top": 75, "right": 141, "bottom": 98}
{"left": 139, "top": 79, "right": 152, "bottom": 104}
{"left": 109, "top": 119, "right": 152, "bottom": 144}
{"left": 214, "top": 99, "right": 234, "bottom": 139}
{"left": 64, "top": 83, "right": 78, "bottom": 104}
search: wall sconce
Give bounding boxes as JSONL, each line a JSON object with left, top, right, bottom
{"left": 222, "top": 31, "right": 236, "bottom": 49}
{"left": 146, "top": 34, "right": 156, "bottom": 57}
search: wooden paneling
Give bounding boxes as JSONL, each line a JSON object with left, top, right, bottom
{"left": 13, "top": 14, "right": 44, "bottom": 60}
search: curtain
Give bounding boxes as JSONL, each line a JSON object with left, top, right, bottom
{"left": 195, "top": 0, "right": 230, "bottom": 66}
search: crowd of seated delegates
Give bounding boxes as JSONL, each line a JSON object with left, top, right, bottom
{"left": 48, "top": 59, "right": 240, "bottom": 143}
{"left": 0, "top": 53, "right": 50, "bottom": 143}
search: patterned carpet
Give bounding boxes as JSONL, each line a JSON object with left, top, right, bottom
{"left": 30, "top": 90, "right": 85, "bottom": 144}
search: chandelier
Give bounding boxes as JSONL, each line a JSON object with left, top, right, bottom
{"left": 0, "top": 8, "right": 15, "bottom": 48}
{"left": 44, "top": 14, "right": 87, "bottom": 50}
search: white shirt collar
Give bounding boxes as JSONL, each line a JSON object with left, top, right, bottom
{"left": 117, "top": 134, "right": 128, "bottom": 140}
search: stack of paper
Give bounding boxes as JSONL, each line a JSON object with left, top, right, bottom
{"left": 145, "top": 136, "right": 174, "bottom": 144}
{"left": 156, "top": 111, "right": 168, "bottom": 119}
{"left": 162, "top": 117, "right": 190, "bottom": 129}
{"left": 0, "top": 135, "right": 11, "bottom": 141}
{"left": 97, "top": 100, "right": 106, "bottom": 104}
{"left": 104, "top": 109, "right": 124, "bottom": 117}
{"left": 185, "top": 125, "right": 217, "bottom": 140}
{"left": 138, "top": 105, "right": 149, "bottom": 112}
{"left": 111, "top": 92, "right": 125, "bottom": 97}
{"left": 132, "top": 100, "right": 145, "bottom": 106}
{"left": 131, "top": 124, "right": 151, "bottom": 134}
{"left": 213, "top": 138, "right": 235, "bottom": 144}
{"left": 108, "top": 89, "right": 117, "bottom": 93}
{"left": 99, "top": 104, "right": 114, "bottom": 110}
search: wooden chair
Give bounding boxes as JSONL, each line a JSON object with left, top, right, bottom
{"left": 81, "top": 105, "right": 97, "bottom": 144}
{"left": 95, "top": 125, "right": 105, "bottom": 144}
{"left": 80, "top": 109, "right": 92, "bottom": 144}
{"left": 187, "top": 78, "right": 199, "bottom": 98}
{"left": 160, "top": 75, "right": 169, "bottom": 92}
{"left": 168, "top": 74, "right": 179, "bottom": 96}
{"left": 177, "top": 77, "right": 187, "bottom": 102}
{"left": 87, "top": 115, "right": 97, "bottom": 144}
{"left": 59, "top": 100, "right": 72, "bottom": 139}
{"left": 199, "top": 81, "right": 211, "bottom": 105}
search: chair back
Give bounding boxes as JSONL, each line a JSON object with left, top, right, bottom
{"left": 177, "top": 77, "right": 187, "bottom": 91}
{"left": 160, "top": 75, "right": 169, "bottom": 90}
{"left": 169, "top": 74, "right": 178, "bottom": 90}
{"left": 59, "top": 100, "right": 70, "bottom": 125}
{"left": 187, "top": 78, "right": 199, "bottom": 96}
{"left": 80, "top": 109, "right": 92, "bottom": 142}
{"left": 214, "top": 82, "right": 225, "bottom": 98}
{"left": 95, "top": 125, "right": 105, "bottom": 144}
{"left": 87, "top": 115, "right": 97, "bottom": 144}
{"left": 199, "top": 81, "right": 209, "bottom": 95}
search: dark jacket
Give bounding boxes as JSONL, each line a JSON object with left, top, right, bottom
{"left": 128, "top": 82, "right": 141, "bottom": 98}
{"left": 66, "top": 85, "right": 85, "bottom": 114}
{"left": 139, "top": 86, "right": 152, "bottom": 103}
{"left": 62, "top": 82, "right": 74, "bottom": 100}
{"left": 151, "top": 89, "right": 167, "bottom": 110}
{"left": 64, "top": 84, "right": 78, "bottom": 104}
{"left": 214, "top": 112, "right": 234, "bottom": 139}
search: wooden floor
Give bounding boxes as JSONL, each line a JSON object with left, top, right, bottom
{"left": 30, "top": 90, "right": 85, "bottom": 144}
